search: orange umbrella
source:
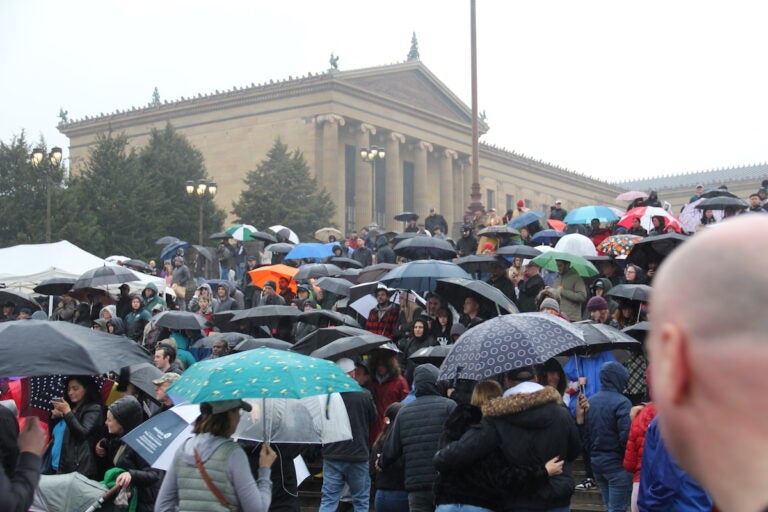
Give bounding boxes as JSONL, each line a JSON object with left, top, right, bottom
{"left": 547, "top": 219, "right": 566, "bottom": 231}
{"left": 248, "top": 264, "right": 299, "bottom": 294}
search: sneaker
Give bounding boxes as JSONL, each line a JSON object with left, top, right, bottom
{"left": 575, "top": 478, "right": 595, "bottom": 490}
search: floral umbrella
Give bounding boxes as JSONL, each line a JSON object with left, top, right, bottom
{"left": 597, "top": 235, "right": 644, "bottom": 257}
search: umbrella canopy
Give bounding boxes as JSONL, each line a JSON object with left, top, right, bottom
{"left": 33, "top": 277, "right": 77, "bottom": 296}
{"left": 248, "top": 264, "right": 299, "bottom": 293}
{"left": 310, "top": 334, "right": 391, "bottom": 361}
{"left": 234, "top": 338, "right": 293, "bottom": 352}
{"left": 393, "top": 236, "right": 457, "bottom": 260}
{"left": 409, "top": 344, "right": 453, "bottom": 366}
{"left": 265, "top": 242, "right": 294, "bottom": 254}
{"left": 574, "top": 322, "right": 642, "bottom": 354}
{"left": 619, "top": 206, "right": 682, "bottom": 232}
{"left": 285, "top": 243, "right": 336, "bottom": 261}
{"left": 208, "top": 231, "right": 231, "bottom": 241}
{"left": 455, "top": 254, "right": 509, "bottom": 274}
{"left": 122, "top": 404, "right": 201, "bottom": 470}
{"left": 297, "top": 309, "right": 361, "bottom": 328}
{"left": 476, "top": 226, "right": 520, "bottom": 237}
{"left": 160, "top": 240, "right": 190, "bottom": 262}
{"left": 495, "top": 245, "right": 543, "bottom": 259}
{"left": 438, "top": 313, "right": 585, "bottom": 381}
{"left": 156, "top": 236, "right": 181, "bottom": 245}
{"left": 73, "top": 264, "right": 140, "bottom": 290}
{"left": 392, "top": 231, "right": 420, "bottom": 243}
{"left": 231, "top": 305, "right": 301, "bottom": 323}
{"left": 0, "top": 290, "right": 43, "bottom": 312}
{"left": 191, "top": 245, "right": 214, "bottom": 262}
{"left": 563, "top": 205, "right": 620, "bottom": 225}
{"left": 168, "top": 347, "right": 362, "bottom": 402}
{"left": 597, "top": 235, "right": 644, "bottom": 257}
{"left": 626, "top": 233, "right": 690, "bottom": 268}
{"left": 269, "top": 225, "right": 300, "bottom": 244}
{"left": 124, "top": 362, "right": 164, "bottom": 398}
{"left": 507, "top": 211, "right": 545, "bottom": 229}
{"left": 192, "top": 331, "right": 257, "bottom": 349}
{"left": 435, "top": 277, "right": 519, "bottom": 317}
{"left": 694, "top": 196, "right": 749, "bottom": 210}
{"left": 394, "top": 211, "right": 419, "bottom": 222}
{"left": 530, "top": 229, "right": 565, "bottom": 244}
{"left": 123, "top": 259, "right": 154, "bottom": 273}
{"left": 380, "top": 260, "right": 471, "bottom": 292}
{"left": 0, "top": 320, "right": 150, "bottom": 377}
{"left": 547, "top": 219, "right": 566, "bottom": 231}
{"left": 606, "top": 284, "right": 653, "bottom": 302}
{"left": 357, "top": 263, "right": 397, "bottom": 283}
{"left": 315, "top": 227, "right": 343, "bottom": 241}
{"left": 153, "top": 310, "right": 207, "bottom": 331}
{"left": 226, "top": 224, "right": 260, "bottom": 241}
{"left": 623, "top": 321, "right": 651, "bottom": 341}
{"left": 291, "top": 326, "right": 372, "bottom": 355}
{"left": 615, "top": 191, "right": 649, "bottom": 202}
{"left": 679, "top": 199, "right": 724, "bottom": 232}
{"left": 701, "top": 188, "right": 738, "bottom": 199}
{"left": 531, "top": 251, "right": 599, "bottom": 277}
{"left": 329, "top": 257, "right": 363, "bottom": 269}
{"left": 554, "top": 234, "right": 598, "bottom": 257}
{"left": 294, "top": 263, "right": 343, "bottom": 281}
{"left": 314, "top": 277, "right": 353, "bottom": 297}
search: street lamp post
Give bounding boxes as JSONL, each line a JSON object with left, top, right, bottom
{"left": 31, "top": 146, "right": 63, "bottom": 243}
{"left": 359, "top": 146, "right": 386, "bottom": 225}
{"left": 185, "top": 179, "right": 217, "bottom": 245}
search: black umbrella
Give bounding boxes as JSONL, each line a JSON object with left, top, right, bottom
{"left": 380, "top": 260, "right": 470, "bottom": 292}
{"left": 626, "top": 233, "right": 690, "bottom": 268}
{"left": 153, "top": 311, "right": 207, "bottom": 330}
{"left": 409, "top": 344, "right": 453, "bottom": 366}
{"left": 455, "top": 254, "right": 508, "bottom": 274}
{"left": 294, "top": 264, "right": 343, "bottom": 281}
{"left": 348, "top": 282, "right": 389, "bottom": 304}
{"left": 309, "top": 334, "right": 391, "bottom": 361}
{"left": 0, "top": 320, "right": 151, "bottom": 377}
{"left": 623, "top": 321, "right": 651, "bottom": 342}
{"left": 694, "top": 196, "right": 749, "bottom": 210}
{"left": 394, "top": 212, "right": 419, "bottom": 222}
{"left": 329, "top": 257, "right": 364, "bottom": 269}
{"left": 192, "top": 245, "right": 214, "bottom": 262}
{"left": 357, "top": 263, "right": 397, "bottom": 283}
{"left": 297, "top": 310, "right": 361, "bottom": 328}
{"left": 234, "top": 338, "right": 293, "bottom": 352}
{"left": 209, "top": 231, "right": 232, "bottom": 241}
{"left": 265, "top": 243, "right": 294, "bottom": 254}
{"left": 156, "top": 236, "right": 180, "bottom": 245}
{"left": 73, "top": 265, "right": 139, "bottom": 290}
{"left": 606, "top": 284, "right": 653, "bottom": 302}
{"left": 192, "top": 332, "right": 256, "bottom": 349}
{"left": 291, "top": 326, "right": 371, "bottom": 355}
{"left": 231, "top": 306, "right": 301, "bottom": 323}
{"left": 123, "top": 259, "right": 153, "bottom": 273}
{"left": 33, "top": 277, "right": 77, "bottom": 296}
{"left": 701, "top": 188, "right": 738, "bottom": 199}
{"left": 394, "top": 237, "right": 457, "bottom": 261}
{"left": 437, "top": 313, "right": 585, "bottom": 382}
{"left": 210, "top": 310, "right": 239, "bottom": 331}
{"left": 0, "top": 290, "right": 43, "bottom": 311}
{"left": 392, "top": 231, "right": 420, "bottom": 244}
{"left": 338, "top": 268, "right": 361, "bottom": 284}
{"left": 160, "top": 241, "right": 190, "bottom": 262}
{"left": 123, "top": 362, "right": 163, "bottom": 398}
{"left": 314, "top": 277, "right": 353, "bottom": 297}
{"left": 573, "top": 322, "right": 642, "bottom": 355}
{"left": 495, "top": 245, "right": 543, "bottom": 259}
{"left": 435, "top": 277, "right": 518, "bottom": 318}
{"left": 249, "top": 231, "right": 278, "bottom": 244}
{"left": 476, "top": 226, "right": 520, "bottom": 237}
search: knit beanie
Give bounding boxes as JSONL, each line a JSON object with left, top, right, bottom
{"left": 539, "top": 298, "right": 560, "bottom": 313}
{"left": 587, "top": 296, "right": 609, "bottom": 312}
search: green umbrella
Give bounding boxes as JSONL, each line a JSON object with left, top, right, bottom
{"left": 167, "top": 347, "right": 361, "bottom": 403}
{"left": 531, "top": 250, "right": 599, "bottom": 277}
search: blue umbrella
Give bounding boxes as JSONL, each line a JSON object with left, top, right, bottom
{"left": 564, "top": 205, "right": 619, "bottom": 225}
{"left": 160, "top": 240, "right": 190, "bottom": 262}
{"left": 285, "top": 243, "right": 336, "bottom": 260}
{"left": 507, "top": 211, "right": 545, "bottom": 229}
{"left": 530, "top": 229, "right": 565, "bottom": 244}
{"left": 380, "top": 260, "right": 470, "bottom": 292}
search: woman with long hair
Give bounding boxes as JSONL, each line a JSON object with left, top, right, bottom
{"left": 155, "top": 399, "right": 277, "bottom": 512}
{"left": 371, "top": 402, "right": 408, "bottom": 512}
{"left": 368, "top": 350, "right": 410, "bottom": 444}
{"left": 398, "top": 318, "right": 437, "bottom": 385}
{"left": 49, "top": 375, "right": 103, "bottom": 479}
{"left": 433, "top": 308, "right": 453, "bottom": 346}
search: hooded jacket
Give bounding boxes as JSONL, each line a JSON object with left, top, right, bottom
{"left": 433, "top": 386, "right": 580, "bottom": 511}
{"left": 375, "top": 235, "right": 396, "bottom": 264}
{"left": 141, "top": 283, "right": 166, "bottom": 313}
{"left": 582, "top": 361, "right": 632, "bottom": 474}
{"left": 554, "top": 266, "right": 587, "bottom": 322}
{"left": 381, "top": 364, "right": 456, "bottom": 491}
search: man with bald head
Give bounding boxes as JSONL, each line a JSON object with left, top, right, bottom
{"left": 648, "top": 215, "right": 768, "bottom": 512}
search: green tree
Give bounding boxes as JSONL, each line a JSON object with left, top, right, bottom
{"left": 232, "top": 139, "right": 336, "bottom": 241}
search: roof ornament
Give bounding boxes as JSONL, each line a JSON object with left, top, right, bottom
{"left": 58, "top": 108, "right": 69, "bottom": 123}
{"left": 329, "top": 53, "right": 339, "bottom": 71}
{"left": 151, "top": 87, "right": 160, "bottom": 107}
{"left": 408, "top": 32, "right": 420, "bottom": 61}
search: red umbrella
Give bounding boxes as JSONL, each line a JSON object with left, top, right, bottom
{"left": 618, "top": 207, "right": 681, "bottom": 233}
{"left": 547, "top": 219, "right": 566, "bottom": 231}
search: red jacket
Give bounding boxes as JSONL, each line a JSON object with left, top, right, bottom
{"left": 623, "top": 403, "right": 658, "bottom": 482}
{"left": 369, "top": 374, "right": 410, "bottom": 443}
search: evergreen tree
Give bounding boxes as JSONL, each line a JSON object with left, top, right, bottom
{"left": 232, "top": 139, "right": 336, "bottom": 241}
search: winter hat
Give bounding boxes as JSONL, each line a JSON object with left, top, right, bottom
{"left": 336, "top": 358, "right": 355, "bottom": 374}
{"left": 263, "top": 280, "right": 277, "bottom": 290}
{"left": 587, "top": 296, "right": 609, "bottom": 312}
{"left": 517, "top": 199, "right": 525, "bottom": 208}
{"left": 539, "top": 298, "right": 560, "bottom": 313}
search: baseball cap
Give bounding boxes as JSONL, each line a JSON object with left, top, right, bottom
{"left": 203, "top": 399, "right": 252, "bottom": 415}
{"left": 336, "top": 358, "right": 355, "bottom": 374}
{"left": 152, "top": 372, "right": 182, "bottom": 385}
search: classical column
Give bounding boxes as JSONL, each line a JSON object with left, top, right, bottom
{"left": 462, "top": 156, "right": 473, "bottom": 220}
{"left": 454, "top": 158, "right": 467, "bottom": 222}
{"left": 317, "top": 114, "right": 345, "bottom": 229}
{"left": 440, "top": 149, "right": 458, "bottom": 231}
{"left": 414, "top": 141, "right": 433, "bottom": 220}
{"left": 355, "top": 123, "right": 376, "bottom": 229}
{"left": 385, "top": 132, "right": 405, "bottom": 231}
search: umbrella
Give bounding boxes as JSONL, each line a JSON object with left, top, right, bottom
{"left": 191, "top": 245, "right": 214, "bottom": 262}
{"left": 357, "top": 263, "right": 397, "bottom": 283}
{"left": 348, "top": 281, "right": 389, "bottom": 304}
{"left": 0, "top": 320, "right": 150, "bottom": 377}
{"left": 615, "top": 191, "right": 649, "bottom": 202}
{"left": 297, "top": 310, "right": 361, "bottom": 328}
{"left": 294, "top": 263, "right": 343, "bottom": 281}
{"left": 123, "top": 259, "right": 154, "bottom": 273}
{"left": 248, "top": 264, "right": 299, "bottom": 293}
{"left": 314, "top": 277, "right": 353, "bottom": 297}
{"left": 315, "top": 227, "right": 343, "bottom": 241}
{"left": 393, "top": 236, "right": 457, "bottom": 260}
{"left": 626, "top": 233, "right": 690, "bottom": 268}
{"left": 392, "top": 231, "right": 420, "bottom": 244}
{"left": 437, "top": 313, "right": 585, "bottom": 381}
{"left": 123, "top": 362, "right": 164, "bottom": 398}
{"left": 269, "top": 225, "right": 300, "bottom": 244}
{"left": 495, "top": 245, "right": 543, "bottom": 259}
{"left": 33, "top": 277, "right": 77, "bottom": 296}
{"left": 547, "top": 219, "right": 566, "bottom": 231}
{"left": 694, "top": 196, "right": 749, "bottom": 210}
{"left": 234, "top": 338, "right": 293, "bottom": 351}
{"left": 231, "top": 305, "right": 301, "bottom": 323}
{"left": 701, "top": 188, "right": 738, "bottom": 199}
{"left": 167, "top": 347, "right": 362, "bottom": 403}
{"left": 606, "top": 284, "right": 653, "bottom": 302}
{"left": 252, "top": 231, "right": 280, "bottom": 244}
{"left": 455, "top": 254, "right": 509, "bottom": 274}
{"left": 597, "top": 235, "right": 644, "bottom": 257}
{"left": 192, "top": 332, "right": 256, "bottom": 349}
{"left": 153, "top": 310, "right": 207, "bottom": 330}
{"left": 348, "top": 288, "right": 425, "bottom": 318}
{"left": 554, "top": 234, "right": 598, "bottom": 257}
{"left": 564, "top": 205, "right": 620, "bottom": 225}
{"left": 338, "top": 268, "right": 361, "bottom": 284}
{"left": 309, "top": 334, "right": 391, "bottom": 361}
{"left": 291, "top": 326, "right": 372, "bottom": 355}
{"left": 507, "top": 211, "right": 545, "bottom": 230}
{"left": 226, "top": 224, "right": 260, "bottom": 241}
{"left": 208, "top": 231, "right": 232, "bottom": 241}
{"left": 156, "top": 236, "right": 181, "bottom": 245}
{"left": 160, "top": 240, "right": 190, "bottom": 262}
{"left": 435, "top": 278, "right": 518, "bottom": 318}
{"left": 0, "top": 290, "right": 42, "bottom": 312}
{"left": 73, "top": 265, "right": 140, "bottom": 290}
{"left": 122, "top": 404, "right": 201, "bottom": 470}
{"left": 265, "top": 242, "right": 294, "bottom": 254}
{"left": 380, "top": 260, "right": 471, "bottom": 292}
{"left": 409, "top": 345, "right": 453, "bottom": 366}
{"left": 329, "top": 257, "right": 363, "bottom": 269}
{"left": 285, "top": 243, "right": 336, "bottom": 261}
{"left": 623, "top": 321, "right": 651, "bottom": 341}
{"left": 394, "top": 211, "right": 419, "bottom": 222}
{"left": 618, "top": 206, "right": 682, "bottom": 233}
{"left": 531, "top": 251, "right": 599, "bottom": 277}
{"left": 476, "top": 226, "right": 520, "bottom": 237}
{"left": 574, "top": 322, "right": 643, "bottom": 354}
{"left": 530, "top": 229, "right": 565, "bottom": 244}
{"left": 679, "top": 199, "right": 724, "bottom": 233}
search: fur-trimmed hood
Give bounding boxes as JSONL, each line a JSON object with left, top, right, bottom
{"left": 482, "top": 385, "right": 562, "bottom": 418}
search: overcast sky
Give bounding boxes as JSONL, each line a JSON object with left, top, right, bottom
{"left": 2, "top": 1, "right": 767, "bottom": 183}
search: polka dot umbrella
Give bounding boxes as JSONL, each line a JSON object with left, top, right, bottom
{"left": 437, "top": 313, "right": 586, "bottom": 382}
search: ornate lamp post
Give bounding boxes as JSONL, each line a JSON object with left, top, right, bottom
{"left": 185, "top": 179, "right": 217, "bottom": 245}
{"left": 30, "top": 146, "right": 63, "bottom": 243}
{"left": 359, "top": 146, "right": 386, "bottom": 225}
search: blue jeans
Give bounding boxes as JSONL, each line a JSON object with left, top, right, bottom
{"left": 436, "top": 504, "right": 494, "bottom": 512}
{"left": 319, "top": 459, "right": 370, "bottom": 512}
{"left": 593, "top": 468, "right": 633, "bottom": 512}
{"left": 376, "top": 489, "right": 409, "bottom": 512}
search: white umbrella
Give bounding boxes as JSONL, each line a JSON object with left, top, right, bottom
{"left": 269, "top": 225, "right": 300, "bottom": 244}
{"left": 554, "top": 234, "right": 598, "bottom": 257}
{"left": 226, "top": 224, "right": 259, "bottom": 241}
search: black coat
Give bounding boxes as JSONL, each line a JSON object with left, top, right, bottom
{"left": 322, "top": 390, "right": 377, "bottom": 463}
{"left": 517, "top": 274, "right": 545, "bottom": 313}
{"left": 113, "top": 444, "right": 163, "bottom": 512}
{"left": 55, "top": 402, "right": 103, "bottom": 479}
